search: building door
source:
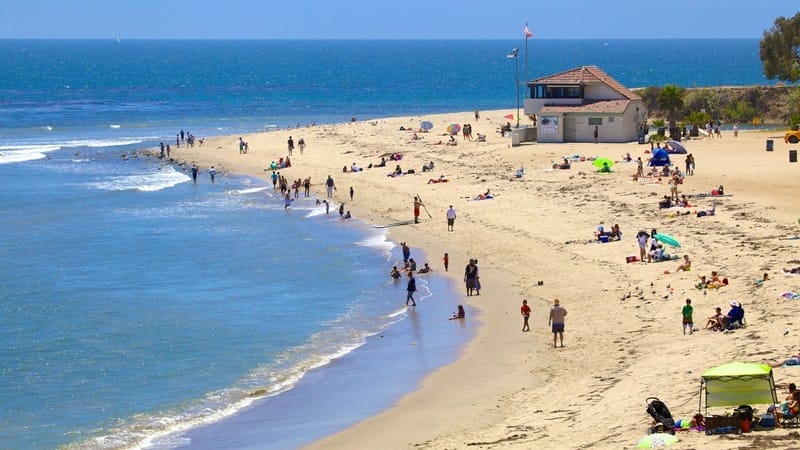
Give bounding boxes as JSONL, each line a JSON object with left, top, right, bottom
{"left": 563, "top": 117, "right": 577, "bottom": 142}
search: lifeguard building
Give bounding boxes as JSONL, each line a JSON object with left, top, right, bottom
{"left": 524, "top": 65, "right": 648, "bottom": 143}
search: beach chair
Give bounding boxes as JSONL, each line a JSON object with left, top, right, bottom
{"left": 780, "top": 406, "right": 800, "bottom": 427}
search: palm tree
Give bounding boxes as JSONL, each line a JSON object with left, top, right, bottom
{"left": 684, "top": 110, "right": 711, "bottom": 137}
{"left": 657, "top": 84, "right": 685, "bottom": 130}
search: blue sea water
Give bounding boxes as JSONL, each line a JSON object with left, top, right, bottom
{"left": 0, "top": 39, "right": 771, "bottom": 449}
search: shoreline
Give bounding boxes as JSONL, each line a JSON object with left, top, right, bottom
{"left": 164, "top": 110, "right": 800, "bottom": 449}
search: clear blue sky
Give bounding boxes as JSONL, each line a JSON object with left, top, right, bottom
{"left": 0, "top": 0, "right": 795, "bottom": 39}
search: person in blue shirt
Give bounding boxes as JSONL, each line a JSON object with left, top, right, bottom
{"left": 725, "top": 302, "right": 745, "bottom": 328}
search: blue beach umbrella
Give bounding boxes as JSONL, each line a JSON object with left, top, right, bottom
{"left": 420, "top": 121, "right": 433, "bottom": 131}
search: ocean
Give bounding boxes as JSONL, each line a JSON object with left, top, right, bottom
{"left": 0, "top": 39, "right": 771, "bottom": 449}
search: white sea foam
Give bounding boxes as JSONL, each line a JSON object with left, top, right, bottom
{"left": 109, "top": 124, "right": 121, "bottom": 129}
{"left": 81, "top": 322, "right": 388, "bottom": 450}
{"left": 355, "top": 231, "right": 394, "bottom": 256}
{"left": 0, "top": 144, "right": 62, "bottom": 164}
{"left": 86, "top": 166, "right": 190, "bottom": 192}
{"left": 233, "top": 187, "right": 269, "bottom": 195}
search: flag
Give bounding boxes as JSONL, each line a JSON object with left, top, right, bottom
{"left": 524, "top": 24, "right": 533, "bottom": 39}
{"left": 506, "top": 47, "right": 518, "bottom": 58}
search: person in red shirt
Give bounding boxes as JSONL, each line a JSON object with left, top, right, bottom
{"left": 521, "top": 299, "right": 531, "bottom": 332}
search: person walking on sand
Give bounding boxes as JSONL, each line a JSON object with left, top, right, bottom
{"left": 593, "top": 126, "right": 599, "bottom": 144}
{"left": 446, "top": 205, "right": 456, "bottom": 232}
{"left": 443, "top": 252, "right": 449, "bottom": 272}
{"left": 287, "top": 136, "right": 294, "bottom": 156}
{"left": 405, "top": 271, "right": 417, "bottom": 306}
{"left": 298, "top": 137, "right": 305, "bottom": 154}
{"left": 413, "top": 196, "right": 423, "bottom": 224}
{"left": 548, "top": 298, "right": 567, "bottom": 348}
{"left": 326, "top": 175, "right": 336, "bottom": 198}
{"left": 349, "top": 186, "right": 354, "bottom": 201}
{"left": 682, "top": 298, "right": 694, "bottom": 335}
{"left": 521, "top": 299, "right": 531, "bottom": 332}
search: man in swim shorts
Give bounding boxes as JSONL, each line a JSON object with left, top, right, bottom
{"left": 548, "top": 298, "right": 567, "bottom": 348}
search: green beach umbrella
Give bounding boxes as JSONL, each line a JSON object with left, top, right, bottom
{"left": 636, "top": 433, "right": 679, "bottom": 448}
{"left": 592, "top": 157, "right": 614, "bottom": 171}
{"left": 653, "top": 233, "right": 681, "bottom": 248}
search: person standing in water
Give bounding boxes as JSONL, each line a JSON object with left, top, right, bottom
{"left": 208, "top": 166, "right": 216, "bottom": 184}
{"left": 191, "top": 164, "right": 198, "bottom": 183}
{"left": 405, "top": 271, "right": 417, "bottom": 306}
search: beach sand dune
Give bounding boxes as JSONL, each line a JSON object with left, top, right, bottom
{"left": 170, "top": 112, "right": 800, "bottom": 449}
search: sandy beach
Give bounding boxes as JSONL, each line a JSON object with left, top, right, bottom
{"left": 167, "top": 111, "right": 800, "bottom": 449}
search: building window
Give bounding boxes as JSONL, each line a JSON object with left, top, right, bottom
{"left": 530, "top": 84, "right": 583, "bottom": 99}
{"left": 588, "top": 117, "right": 603, "bottom": 125}
{"left": 608, "top": 117, "right": 615, "bottom": 123}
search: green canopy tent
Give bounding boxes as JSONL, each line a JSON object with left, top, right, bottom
{"left": 699, "top": 362, "right": 778, "bottom": 414}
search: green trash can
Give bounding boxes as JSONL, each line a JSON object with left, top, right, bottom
{"left": 766, "top": 140, "right": 774, "bottom": 151}
{"left": 790, "top": 149, "right": 797, "bottom": 163}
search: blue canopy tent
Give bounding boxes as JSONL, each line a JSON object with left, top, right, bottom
{"left": 649, "top": 148, "right": 671, "bottom": 167}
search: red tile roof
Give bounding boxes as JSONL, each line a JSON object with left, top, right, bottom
{"left": 540, "top": 99, "right": 631, "bottom": 115}
{"left": 531, "top": 65, "right": 641, "bottom": 100}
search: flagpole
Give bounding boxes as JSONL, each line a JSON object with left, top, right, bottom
{"left": 524, "top": 22, "right": 529, "bottom": 86}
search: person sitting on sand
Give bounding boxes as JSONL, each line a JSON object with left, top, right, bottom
{"left": 704, "top": 307, "right": 726, "bottom": 331}
{"left": 377, "top": 156, "right": 386, "bottom": 167}
{"left": 676, "top": 255, "right": 691, "bottom": 272}
{"left": 514, "top": 166, "right": 526, "bottom": 178}
{"left": 725, "top": 301, "right": 745, "bottom": 328}
{"left": 609, "top": 224, "right": 622, "bottom": 240}
{"left": 476, "top": 133, "right": 486, "bottom": 142}
{"left": 658, "top": 195, "right": 673, "bottom": 209}
{"left": 449, "top": 305, "right": 466, "bottom": 320}
{"left": 389, "top": 266, "right": 401, "bottom": 279}
{"left": 600, "top": 161, "right": 611, "bottom": 173}
{"left": 623, "top": 152, "right": 632, "bottom": 163}
{"left": 343, "top": 211, "right": 351, "bottom": 219}
{"left": 784, "top": 266, "right": 800, "bottom": 274}
{"left": 474, "top": 189, "right": 493, "bottom": 200}
{"left": 774, "top": 391, "right": 800, "bottom": 425}
{"left": 428, "top": 175, "right": 449, "bottom": 184}
{"left": 707, "top": 271, "right": 728, "bottom": 288}
{"left": 446, "top": 135, "right": 457, "bottom": 146}
{"left": 351, "top": 162, "right": 362, "bottom": 172}
{"left": 649, "top": 242, "right": 667, "bottom": 262}
{"left": 418, "top": 263, "right": 432, "bottom": 274}
{"left": 411, "top": 132, "right": 419, "bottom": 141}
{"left": 393, "top": 165, "right": 402, "bottom": 176}
{"left": 678, "top": 194, "right": 691, "bottom": 207}
{"left": 594, "top": 222, "right": 606, "bottom": 239}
